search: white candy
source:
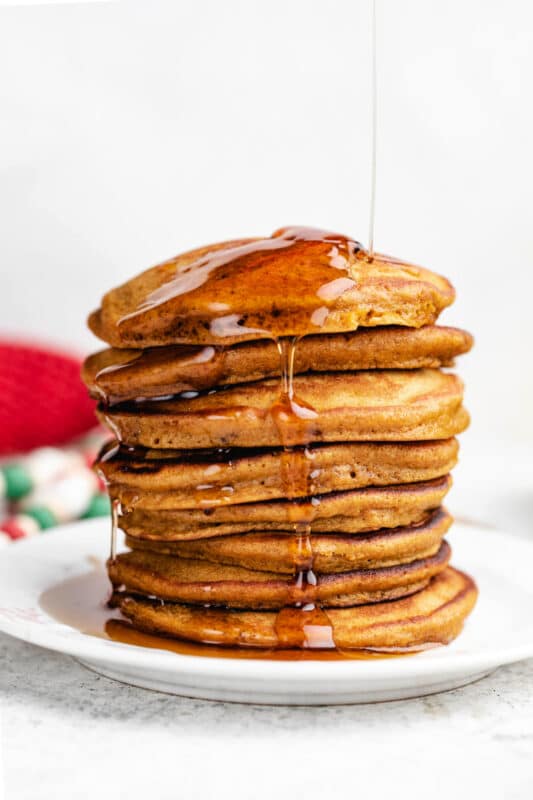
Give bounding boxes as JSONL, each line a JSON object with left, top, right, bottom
{"left": 0, "top": 532, "right": 11, "bottom": 548}
{"left": 25, "top": 447, "right": 84, "bottom": 486}
{"left": 19, "top": 468, "right": 98, "bottom": 522}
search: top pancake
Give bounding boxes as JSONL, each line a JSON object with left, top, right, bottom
{"left": 83, "top": 325, "right": 472, "bottom": 404}
{"left": 88, "top": 227, "right": 455, "bottom": 347}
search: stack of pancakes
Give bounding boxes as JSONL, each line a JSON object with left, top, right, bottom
{"left": 83, "top": 227, "right": 477, "bottom": 652}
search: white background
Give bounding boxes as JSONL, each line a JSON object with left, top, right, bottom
{"left": 0, "top": 0, "right": 532, "bottom": 445}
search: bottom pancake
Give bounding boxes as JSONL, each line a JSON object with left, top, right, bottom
{"left": 108, "top": 541, "right": 451, "bottom": 609}
{"left": 115, "top": 567, "right": 477, "bottom": 650}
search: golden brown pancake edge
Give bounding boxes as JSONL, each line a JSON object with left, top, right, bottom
{"left": 118, "top": 475, "right": 452, "bottom": 538}
{"left": 108, "top": 540, "right": 451, "bottom": 609}
{"left": 99, "top": 438, "right": 459, "bottom": 509}
{"left": 114, "top": 567, "right": 478, "bottom": 649}
{"left": 99, "top": 369, "right": 469, "bottom": 449}
{"left": 83, "top": 325, "right": 473, "bottom": 403}
{"left": 123, "top": 507, "right": 452, "bottom": 574}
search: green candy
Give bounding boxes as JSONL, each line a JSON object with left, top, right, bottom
{"left": 25, "top": 506, "right": 57, "bottom": 530}
{"left": 2, "top": 464, "right": 33, "bottom": 500}
{"left": 82, "top": 494, "right": 110, "bottom": 519}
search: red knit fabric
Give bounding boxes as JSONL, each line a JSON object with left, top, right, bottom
{"left": 0, "top": 341, "right": 98, "bottom": 455}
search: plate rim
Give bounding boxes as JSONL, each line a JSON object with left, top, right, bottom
{"left": 0, "top": 518, "right": 532, "bottom": 684}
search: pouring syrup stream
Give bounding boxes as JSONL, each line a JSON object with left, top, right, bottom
{"left": 368, "top": 0, "right": 377, "bottom": 258}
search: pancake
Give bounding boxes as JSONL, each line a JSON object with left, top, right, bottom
{"left": 119, "top": 475, "right": 451, "bottom": 539}
{"left": 98, "top": 439, "right": 459, "bottom": 509}
{"left": 108, "top": 540, "right": 451, "bottom": 609}
{"left": 83, "top": 325, "right": 473, "bottom": 404}
{"left": 99, "top": 369, "right": 469, "bottom": 449}
{"left": 88, "top": 227, "right": 455, "bottom": 348}
{"left": 125, "top": 507, "right": 452, "bottom": 574}
{"left": 114, "top": 567, "right": 477, "bottom": 649}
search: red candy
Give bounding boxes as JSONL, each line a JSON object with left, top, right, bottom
{"left": 1, "top": 518, "right": 28, "bottom": 541}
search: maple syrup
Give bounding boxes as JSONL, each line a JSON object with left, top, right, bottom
{"left": 105, "top": 620, "right": 421, "bottom": 660}
{"left": 116, "top": 226, "right": 364, "bottom": 344}
{"left": 39, "top": 563, "right": 423, "bottom": 660}
{"left": 110, "top": 499, "right": 120, "bottom": 562}
{"left": 269, "top": 336, "right": 335, "bottom": 649}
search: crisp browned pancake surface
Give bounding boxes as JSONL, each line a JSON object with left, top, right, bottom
{"left": 88, "top": 229, "right": 455, "bottom": 348}
{"left": 83, "top": 325, "right": 472, "bottom": 403}
{"left": 98, "top": 439, "right": 458, "bottom": 508}
{"left": 115, "top": 567, "right": 477, "bottom": 649}
{"left": 119, "top": 475, "right": 452, "bottom": 538}
{"left": 109, "top": 540, "right": 451, "bottom": 609}
{"left": 99, "top": 369, "right": 468, "bottom": 449}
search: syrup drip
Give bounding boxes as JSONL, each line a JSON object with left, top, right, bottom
{"left": 192, "top": 480, "right": 235, "bottom": 509}
{"left": 270, "top": 337, "right": 335, "bottom": 649}
{"left": 110, "top": 499, "right": 120, "bottom": 562}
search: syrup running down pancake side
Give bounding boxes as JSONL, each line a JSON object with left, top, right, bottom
{"left": 270, "top": 337, "right": 335, "bottom": 648}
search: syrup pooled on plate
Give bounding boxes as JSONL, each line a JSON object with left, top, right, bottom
{"left": 104, "top": 619, "right": 423, "bottom": 660}
{"left": 39, "top": 561, "right": 420, "bottom": 660}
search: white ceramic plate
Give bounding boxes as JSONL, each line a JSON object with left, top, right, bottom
{"left": 0, "top": 519, "right": 531, "bottom": 705}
